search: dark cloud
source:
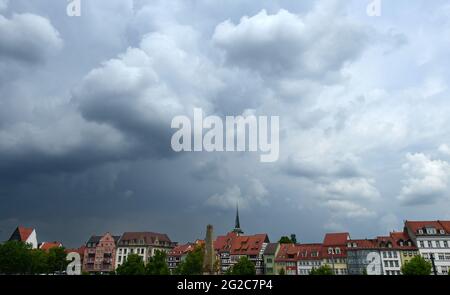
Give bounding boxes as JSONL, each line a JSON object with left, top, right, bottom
{"left": 2, "top": 0, "right": 450, "bottom": 247}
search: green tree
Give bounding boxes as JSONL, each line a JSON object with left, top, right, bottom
{"left": 310, "top": 265, "right": 334, "bottom": 275}
{"left": 290, "top": 234, "right": 297, "bottom": 244}
{"left": 116, "top": 254, "right": 146, "bottom": 275}
{"left": 175, "top": 246, "right": 204, "bottom": 275}
{"left": 29, "top": 249, "right": 49, "bottom": 274}
{"left": 146, "top": 250, "right": 170, "bottom": 275}
{"left": 278, "top": 236, "right": 293, "bottom": 244}
{"left": 47, "top": 247, "right": 68, "bottom": 274}
{"left": 401, "top": 256, "right": 432, "bottom": 275}
{"left": 278, "top": 268, "right": 286, "bottom": 275}
{"left": 229, "top": 257, "right": 256, "bottom": 275}
{"left": 0, "top": 241, "right": 32, "bottom": 274}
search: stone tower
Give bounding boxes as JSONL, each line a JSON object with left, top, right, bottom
{"left": 203, "top": 224, "right": 216, "bottom": 275}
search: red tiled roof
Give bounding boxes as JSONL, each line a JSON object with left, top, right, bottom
{"left": 405, "top": 220, "right": 447, "bottom": 234}
{"left": 439, "top": 221, "right": 450, "bottom": 233}
{"left": 347, "top": 239, "right": 378, "bottom": 249}
{"left": 323, "top": 233, "right": 349, "bottom": 246}
{"left": 40, "top": 241, "right": 63, "bottom": 251}
{"left": 169, "top": 243, "right": 197, "bottom": 257}
{"left": 297, "top": 244, "right": 322, "bottom": 261}
{"left": 389, "top": 232, "right": 417, "bottom": 250}
{"left": 275, "top": 243, "right": 323, "bottom": 262}
{"left": 275, "top": 244, "right": 299, "bottom": 262}
{"left": 18, "top": 227, "right": 34, "bottom": 242}
{"left": 214, "top": 232, "right": 269, "bottom": 256}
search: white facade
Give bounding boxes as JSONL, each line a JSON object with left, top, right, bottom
{"left": 26, "top": 229, "right": 38, "bottom": 249}
{"left": 115, "top": 246, "right": 171, "bottom": 269}
{"left": 380, "top": 250, "right": 401, "bottom": 275}
{"left": 297, "top": 260, "right": 322, "bottom": 275}
{"left": 416, "top": 238, "right": 450, "bottom": 275}
{"left": 406, "top": 221, "right": 450, "bottom": 275}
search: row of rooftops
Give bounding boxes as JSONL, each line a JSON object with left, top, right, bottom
{"left": 273, "top": 231, "right": 418, "bottom": 262}
{"left": 8, "top": 220, "right": 450, "bottom": 255}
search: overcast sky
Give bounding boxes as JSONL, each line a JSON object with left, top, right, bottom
{"left": 1, "top": 0, "right": 450, "bottom": 247}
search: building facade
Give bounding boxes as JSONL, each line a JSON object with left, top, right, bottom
{"left": 321, "top": 233, "right": 349, "bottom": 275}
{"left": 405, "top": 220, "right": 450, "bottom": 275}
{"left": 297, "top": 244, "right": 322, "bottom": 275}
{"left": 83, "top": 233, "right": 120, "bottom": 273}
{"left": 263, "top": 243, "right": 280, "bottom": 275}
{"left": 167, "top": 240, "right": 204, "bottom": 273}
{"left": 215, "top": 232, "right": 269, "bottom": 274}
{"left": 8, "top": 226, "right": 38, "bottom": 249}
{"left": 115, "top": 232, "right": 176, "bottom": 269}
{"left": 274, "top": 244, "right": 299, "bottom": 275}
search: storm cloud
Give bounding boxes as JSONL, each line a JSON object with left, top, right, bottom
{"left": 1, "top": 0, "right": 450, "bottom": 247}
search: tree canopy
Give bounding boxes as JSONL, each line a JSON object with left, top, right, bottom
{"left": 175, "top": 246, "right": 204, "bottom": 275}
{"left": 0, "top": 241, "right": 67, "bottom": 274}
{"left": 228, "top": 256, "right": 256, "bottom": 275}
{"left": 116, "top": 254, "right": 146, "bottom": 275}
{"left": 401, "top": 256, "right": 432, "bottom": 275}
{"left": 146, "top": 250, "right": 170, "bottom": 275}
{"left": 310, "top": 265, "right": 334, "bottom": 275}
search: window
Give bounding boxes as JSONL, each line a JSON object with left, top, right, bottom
{"left": 443, "top": 241, "right": 449, "bottom": 248}
{"left": 394, "top": 261, "right": 399, "bottom": 267}
{"left": 418, "top": 229, "right": 424, "bottom": 234}
{"left": 335, "top": 248, "right": 341, "bottom": 254}
{"left": 419, "top": 241, "right": 424, "bottom": 248}
{"left": 328, "top": 248, "right": 333, "bottom": 254}
{"left": 424, "top": 241, "right": 429, "bottom": 248}
{"left": 427, "top": 228, "right": 437, "bottom": 235}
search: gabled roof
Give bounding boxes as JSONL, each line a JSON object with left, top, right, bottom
{"left": 214, "top": 232, "right": 269, "bottom": 256}
{"left": 389, "top": 232, "right": 417, "bottom": 250}
{"left": 169, "top": 243, "right": 196, "bottom": 257}
{"left": 8, "top": 226, "right": 34, "bottom": 242}
{"left": 347, "top": 239, "right": 378, "bottom": 250}
{"left": 263, "top": 243, "right": 279, "bottom": 255}
{"left": 296, "top": 244, "right": 322, "bottom": 261}
{"left": 86, "top": 234, "right": 120, "bottom": 246}
{"left": 323, "top": 233, "right": 349, "bottom": 246}
{"left": 405, "top": 220, "right": 448, "bottom": 235}
{"left": 275, "top": 243, "right": 299, "bottom": 262}
{"left": 39, "top": 241, "right": 63, "bottom": 251}
{"left": 118, "top": 232, "right": 172, "bottom": 245}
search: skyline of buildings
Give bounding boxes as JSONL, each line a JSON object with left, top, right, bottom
{"left": 5, "top": 208, "right": 450, "bottom": 275}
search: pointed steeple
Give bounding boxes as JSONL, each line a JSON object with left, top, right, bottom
{"left": 232, "top": 203, "right": 244, "bottom": 235}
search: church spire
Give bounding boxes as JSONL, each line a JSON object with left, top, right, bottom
{"left": 232, "top": 203, "right": 243, "bottom": 235}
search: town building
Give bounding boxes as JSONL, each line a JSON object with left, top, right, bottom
{"left": 347, "top": 239, "right": 379, "bottom": 275}
{"left": 8, "top": 226, "right": 38, "bottom": 249}
{"left": 321, "top": 233, "right": 349, "bottom": 275}
{"left": 296, "top": 244, "right": 323, "bottom": 275}
{"left": 390, "top": 231, "right": 418, "bottom": 267}
{"left": 405, "top": 220, "right": 450, "bottom": 275}
{"left": 263, "top": 243, "right": 280, "bottom": 275}
{"left": 214, "top": 207, "right": 269, "bottom": 274}
{"left": 83, "top": 233, "right": 120, "bottom": 273}
{"left": 115, "top": 231, "right": 177, "bottom": 269}
{"left": 167, "top": 240, "right": 204, "bottom": 273}
{"left": 274, "top": 243, "right": 300, "bottom": 275}
{"left": 215, "top": 232, "right": 269, "bottom": 274}
{"left": 39, "top": 241, "right": 63, "bottom": 252}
